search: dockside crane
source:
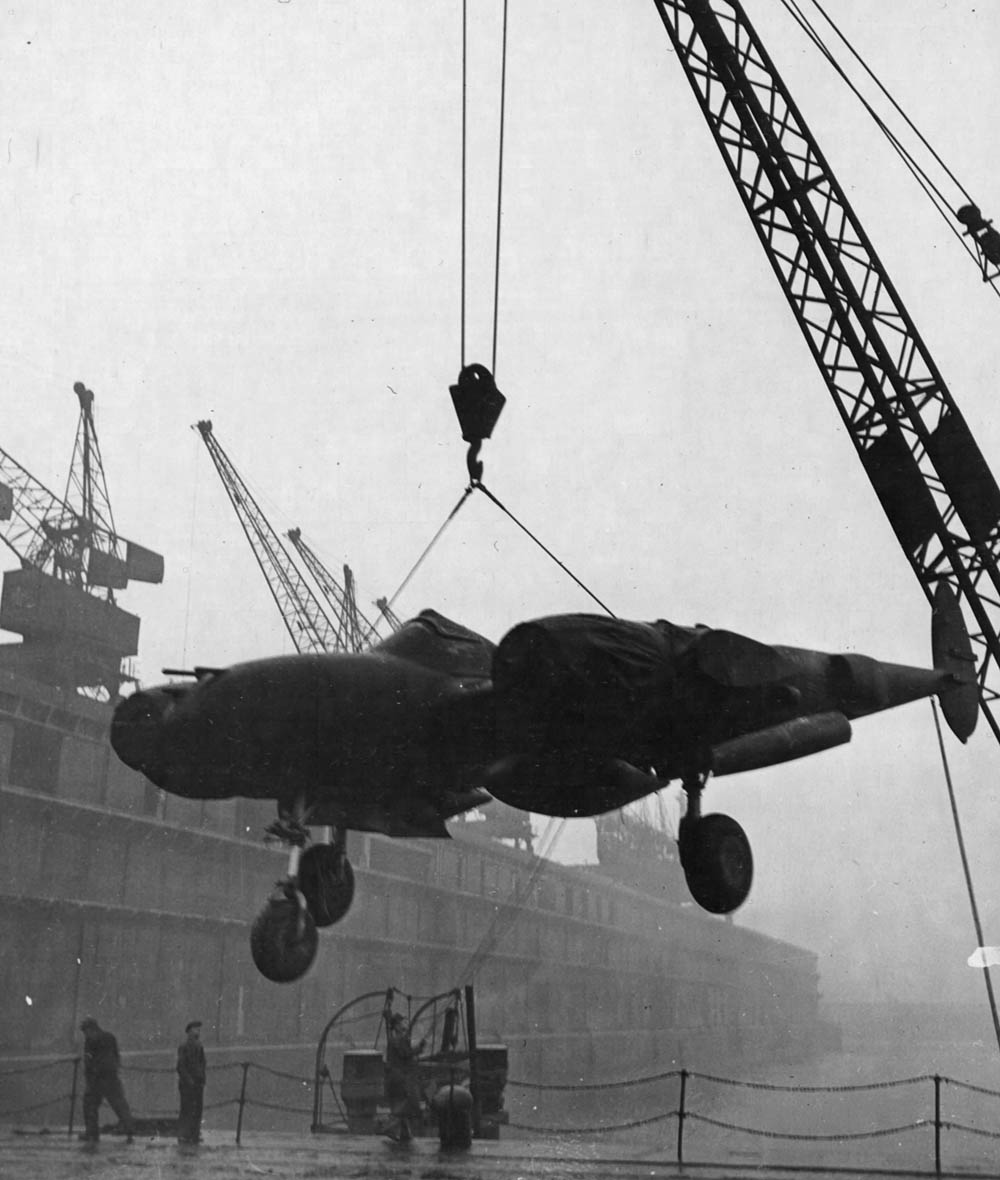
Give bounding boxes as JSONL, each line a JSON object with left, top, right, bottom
{"left": 373, "top": 596, "right": 404, "bottom": 637}
{"left": 284, "top": 528, "right": 380, "bottom": 653}
{"left": 195, "top": 420, "right": 350, "bottom": 655}
{"left": 0, "top": 382, "right": 163, "bottom": 695}
{"left": 652, "top": 0, "right": 1000, "bottom": 748}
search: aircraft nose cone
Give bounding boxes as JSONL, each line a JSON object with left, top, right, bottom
{"left": 110, "top": 689, "right": 175, "bottom": 782}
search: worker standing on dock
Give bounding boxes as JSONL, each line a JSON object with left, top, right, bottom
{"left": 176, "top": 1020, "right": 206, "bottom": 1144}
{"left": 79, "top": 1018, "right": 135, "bottom": 1144}
{"left": 384, "top": 1013, "right": 425, "bottom": 1142}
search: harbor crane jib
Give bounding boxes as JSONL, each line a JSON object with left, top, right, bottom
{"left": 0, "top": 383, "right": 162, "bottom": 695}
{"left": 194, "top": 420, "right": 345, "bottom": 656}
{"left": 651, "top": 0, "right": 1000, "bottom": 748}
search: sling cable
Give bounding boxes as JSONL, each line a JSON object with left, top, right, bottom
{"left": 380, "top": 0, "right": 613, "bottom": 625}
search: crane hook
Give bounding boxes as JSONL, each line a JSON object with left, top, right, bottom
{"left": 449, "top": 364, "right": 505, "bottom": 484}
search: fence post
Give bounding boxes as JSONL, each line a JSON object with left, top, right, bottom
{"left": 67, "top": 1057, "right": 80, "bottom": 1138}
{"left": 235, "top": 1062, "right": 250, "bottom": 1146}
{"left": 933, "top": 1074, "right": 942, "bottom": 1176}
{"left": 677, "top": 1069, "right": 688, "bottom": 1166}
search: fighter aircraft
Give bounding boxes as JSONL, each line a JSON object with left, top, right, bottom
{"left": 110, "top": 583, "right": 978, "bottom": 983}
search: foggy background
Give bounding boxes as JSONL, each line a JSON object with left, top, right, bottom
{"left": 0, "top": 0, "right": 998, "bottom": 1016}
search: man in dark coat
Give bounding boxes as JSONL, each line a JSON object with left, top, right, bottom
{"left": 79, "top": 1017, "right": 134, "bottom": 1143}
{"left": 176, "top": 1020, "right": 207, "bottom": 1144}
{"left": 384, "top": 1013, "right": 425, "bottom": 1142}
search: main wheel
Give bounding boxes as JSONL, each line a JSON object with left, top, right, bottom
{"left": 297, "top": 844, "right": 356, "bottom": 927}
{"left": 250, "top": 886, "right": 319, "bottom": 983}
{"left": 679, "top": 813, "right": 753, "bottom": 914}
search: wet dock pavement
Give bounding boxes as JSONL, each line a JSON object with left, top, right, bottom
{"left": 3, "top": 1128, "right": 1000, "bottom": 1180}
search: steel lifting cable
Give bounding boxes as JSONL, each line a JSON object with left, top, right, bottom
{"left": 457, "top": 815, "right": 568, "bottom": 985}
{"left": 491, "top": 0, "right": 510, "bottom": 375}
{"left": 460, "top": 0, "right": 468, "bottom": 368}
{"left": 475, "top": 480, "right": 616, "bottom": 617}
{"left": 378, "top": 486, "right": 474, "bottom": 620}
{"left": 930, "top": 698, "right": 1000, "bottom": 1062}
{"left": 379, "top": 478, "right": 614, "bottom": 627}
{"left": 778, "top": 0, "right": 998, "bottom": 294}
{"left": 459, "top": 0, "right": 512, "bottom": 375}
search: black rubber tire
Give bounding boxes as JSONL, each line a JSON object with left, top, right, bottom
{"left": 297, "top": 845, "right": 356, "bottom": 928}
{"left": 679, "top": 813, "right": 753, "bottom": 914}
{"left": 250, "top": 890, "right": 318, "bottom": 983}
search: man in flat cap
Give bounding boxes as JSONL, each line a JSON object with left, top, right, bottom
{"left": 176, "top": 1020, "right": 206, "bottom": 1144}
{"left": 79, "top": 1017, "right": 134, "bottom": 1144}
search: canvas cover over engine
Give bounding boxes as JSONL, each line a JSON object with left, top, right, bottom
{"left": 493, "top": 615, "right": 701, "bottom": 770}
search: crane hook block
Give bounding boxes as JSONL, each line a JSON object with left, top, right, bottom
{"left": 450, "top": 364, "right": 505, "bottom": 483}
{"left": 450, "top": 364, "right": 505, "bottom": 445}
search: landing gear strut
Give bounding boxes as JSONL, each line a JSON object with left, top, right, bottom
{"left": 678, "top": 774, "right": 753, "bottom": 915}
{"left": 250, "top": 809, "right": 356, "bottom": 983}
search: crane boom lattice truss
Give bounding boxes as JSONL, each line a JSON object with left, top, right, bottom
{"left": 195, "top": 421, "right": 342, "bottom": 655}
{"left": 653, "top": 0, "right": 1000, "bottom": 746}
{"left": 286, "top": 528, "right": 378, "bottom": 653}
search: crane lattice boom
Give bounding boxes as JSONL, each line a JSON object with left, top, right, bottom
{"left": 196, "top": 421, "right": 349, "bottom": 655}
{"left": 285, "top": 529, "right": 379, "bottom": 653}
{"left": 654, "top": 0, "right": 1000, "bottom": 745}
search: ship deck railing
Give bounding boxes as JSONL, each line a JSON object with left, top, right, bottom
{"left": 4, "top": 1058, "right": 1000, "bottom": 1174}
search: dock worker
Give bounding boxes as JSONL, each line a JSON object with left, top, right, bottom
{"left": 384, "top": 1013, "right": 426, "bottom": 1142}
{"left": 79, "top": 1017, "right": 135, "bottom": 1144}
{"left": 176, "top": 1019, "right": 207, "bottom": 1144}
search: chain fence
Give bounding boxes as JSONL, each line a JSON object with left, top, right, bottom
{"left": 3, "top": 1058, "right": 1000, "bottom": 1172}
{"left": 506, "top": 1067, "right": 1000, "bottom": 1173}
{"left": 0, "top": 1056, "right": 325, "bottom": 1145}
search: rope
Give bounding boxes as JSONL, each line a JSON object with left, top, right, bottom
{"left": 804, "top": 0, "right": 973, "bottom": 204}
{"left": 931, "top": 698, "right": 1000, "bottom": 1063}
{"left": 474, "top": 481, "right": 616, "bottom": 616}
{"left": 457, "top": 815, "right": 566, "bottom": 984}
{"left": 380, "top": 485, "right": 474, "bottom": 618}
{"left": 491, "top": 0, "right": 510, "bottom": 375}
{"left": 460, "top": 0, "right": 467, "bottom": 368}
{"left": 778, "top": 0, "right": 998, "bottom": 295}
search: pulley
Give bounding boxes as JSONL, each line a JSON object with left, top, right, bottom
{"left": 449, "top": 363, "right": 505, "bottom": 482}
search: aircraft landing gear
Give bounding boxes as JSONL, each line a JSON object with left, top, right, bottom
{"left": 250, "top": 882, "right": 319, "bottom": 983}
{"left": 250, "top": 810, "right": 355, "bottom": 983}
{"left": 298, "top": 838, "right": 355, "bottom": 928}
{"left": 678, "top": 775, "right": 753, "bottom": 915}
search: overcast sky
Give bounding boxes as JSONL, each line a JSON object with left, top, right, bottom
{"left": 1, "top": 0, "right": 999, "bottom": 1007}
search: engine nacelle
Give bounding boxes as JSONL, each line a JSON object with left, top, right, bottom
{"left": 482, "top": 753, "right": 659, "bottom": 818}
{"left": 711, "top": 711, "right": 852, "bottom": 777}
